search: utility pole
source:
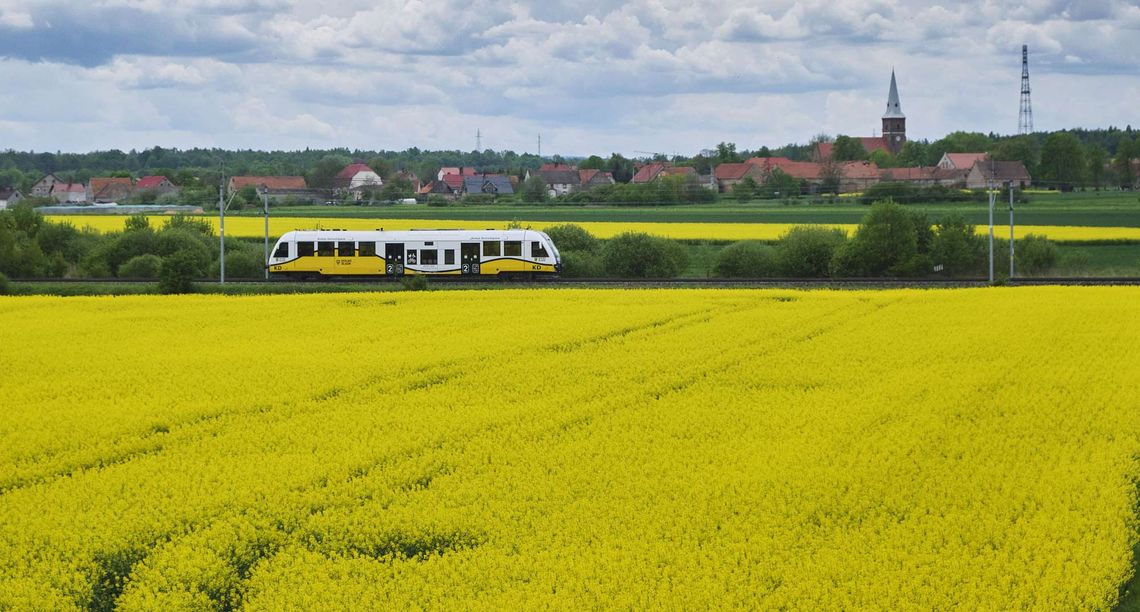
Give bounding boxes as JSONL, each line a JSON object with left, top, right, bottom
{"left": 537, "top": 134, "right": 542, "bottom": 159}
{"left": 262, "top": 188, "right": 270, "bottom": 280}
{"left": 219, "top": 175, "right": 226, "bottom": 285}
{"left": 1008, "top": 182, "right": 1015, "bottom": 279}
{"left": 476, "top": 129, "right": 481, "bottom": 152}
{"left": 987, "top": 178, "right": 996, "bottom": 284}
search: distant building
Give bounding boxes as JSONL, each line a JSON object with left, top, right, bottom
{"left": 135, "top": 176, "right": 179, "bottom": 197}
{"left": 966, "top": 160, "right": 1032, "bottom": 190}
{"left": 52, "top": 183, "right": 88, "bottom": 203}
{"left": 462, "top": 175, "right": 514, "bottom": 196}
{"left": 0, "top": 187, "right": 22, "bottom": 210}
{"left": 227, "top": 176, "right": 318, "bottom": 203}
{"left": 437, "top": 167, "right": 478, "bottom": 181}
{"left": 714, "top": 162, "right": 765, "bottom": 193}
{"left": 578, "top": 169, "right": 616, "bottom": 190}
{"left": 30, "top": 174, "right": 62, "bottom": 198}
{"left": 335, "top": 163, "right": 383, "bottom": 190}
{"left": 528, "top": 163, "right": 580, "bottom": 197}
{"left": 815, "top": 71, "right": 906, "bottom": 160}
{"left": 87, "top": 177, "right": 134, "bottom": 203}
{"left": 937, "top": 153, "right": 988, "bottom": 170}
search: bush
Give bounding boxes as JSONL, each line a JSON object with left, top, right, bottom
{"left": 216, "top": 250, "right": 265, "bottom": 279}
{"left": 775, "top": 226, "right": 847, "bottom": 277}
{"left": 830, "top": 200, "right": 930, "bottom": 277}
{"left": 602, "top": 232, "right": 689, "bottom": 278}
{"left": 162, "top": 214, "right": 214, "bottom": 236}
{"left": 118, "top": 254, "right": 163, "bottom": 279}
{"left": 0, "top": 271, "right": 9, "bottom": 295}
{"left": 400, "top": 275, "right": 429, "bottom": 291}
{"left": 559, "top": 250, "right": 605, "bottom": 278}
{"left": 543, "top": 224, "right": 600, "bottom": 254}
{"left": 931, "top": 214, "right": 985, "bottom": 277}
{"left": 1016, "top": 234, "right": 1058, "bottom": 275}
{"left": 159, "top": 250, "right": 206, "bottom": 294}
{"left": 714, "top": 241, "right": 778, "bottom": 278}
{"left": 105, "top": 229, "right": 158, "bottom": 273}
{"left": 425, "top": 196, "right": 450, "bottom": 207}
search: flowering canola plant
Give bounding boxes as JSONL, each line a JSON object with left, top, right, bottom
{"left": 1, "top": 288, "right": 1140, "bottom": 609}
{"left": 43, "top": 214, "right": 1140, "bottom": 242}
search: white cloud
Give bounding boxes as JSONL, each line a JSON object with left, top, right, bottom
{"left": 0, "top": 0, "right": 1136, "bottom": 155}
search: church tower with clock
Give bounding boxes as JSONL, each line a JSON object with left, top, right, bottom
{"left": 882, "top": 70, "right": 906, "bottom": 155}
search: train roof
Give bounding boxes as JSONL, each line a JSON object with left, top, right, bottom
{"left": 278, "top": 228, "right": 549, "bottom": 241}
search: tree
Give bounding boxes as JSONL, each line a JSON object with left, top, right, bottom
{"left": 819, "top": 160, "right": 842, "bottom": 194}
{"left": 542, "top": 224, "right": 600, "bottom": 253}
{"left": 831, "top": 135, "right": 868, "bottom": 162}
{"left": 1086, "top": 145, "right": 1108, "bottom": 190}
{"left": 830, "top": 200, "right": 930, "bottom": 277}
{"left": 714, "top": 241, "right": 778, "bottom": 278}
{"left": 715, "top": 142, "right": 741, "bottom": 163}
{"left": 775, "top": 226, "right": 847, "bottom": 277}
{"left": 521, "top": 173, "right": 549, "bottom": 203}
{"left": 990, "top": 136, "right": 1039, "bottom": 177}
{"left": 732, "top": 176, "right": 758, "bottom": 201}
{"left": 867, "top": 149, "right": 898, "bottom": 168}
{"left": 1038, "top": 132, "right": 1087, "bottom": 191}
{"left": 931, "top": 214, "right": 984, "bottom": 277}
{"left": 308, "top": 154, "right": 352, "bottom": 189}
{"left": 1116, "top": 136, "right": 1136, "bottom": 189}
{"left": 579, "top": 155, "right": 606, "bottom": 170}
{"left": 761, "top": 168, "right": 802, "bottom": 198}
{"left": 896, "top": 140, "right": 931, "bottom": 167}
{"left": 602, "top": 232, "right": 688, "bottom": 278}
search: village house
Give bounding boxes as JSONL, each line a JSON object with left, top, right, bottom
{"left": 579, "top": 168, "right": 616, "bottom": 190}
{"left": 713, "top": 162, "right": 766, "bottom": 193}
{"left": 879, "top": 166, "right": 968, "bottom": 187}
{"left": 437, "top": 167, "right": 478, "bottom": 181}
{"left": 335, "top": 163, "right": 383, "bottom": 190}
{"left": 227, "top": 176, "right": 318, "bottom": 203}
{"left": 0, "top": 187, "right": 23, "bottom": 210}
{"left": 462, "top": 175, "right": 514, "bottom": 197}
{"left": 30, "top": 174, "right": 62, "bottom": 198}
{"left": 87, "top": 177, "right": 134, "bottom": 203}
{"left": 965, "top": 160, "right": 1032, "bottom": 190}
{"left": 135, "top": 175, "right": 179, "bottom": 197}
{"left": 528, "top": 163, "right": 581, "bottom": 197}
{"left": 937, "top": 153, "right": 988, "bottom": 170}
{"left": 52, "top": 183, "right": 87, "bottom": 203}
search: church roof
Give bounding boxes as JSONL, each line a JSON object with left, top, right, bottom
{"left": 883, "top": 70, "right": 905, "bottom": 119}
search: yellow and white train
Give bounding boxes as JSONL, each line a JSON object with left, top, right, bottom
{"left": 267, "top": 229, "right": 561, "bottom": 279}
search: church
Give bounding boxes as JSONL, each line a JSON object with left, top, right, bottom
{"left": 815, "top": 71, "right": 907, "bottom": 160}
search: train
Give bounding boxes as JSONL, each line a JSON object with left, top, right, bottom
{"left": 266, "top": 228, "right": 561, "bottom": 279}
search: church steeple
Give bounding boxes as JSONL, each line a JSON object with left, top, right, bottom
{"left": 882, "top": 70, "right": 906, "bottom": 154}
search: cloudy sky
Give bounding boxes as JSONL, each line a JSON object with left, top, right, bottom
{"left": 0, "top": 1, "right": 1137, "bottom": 156}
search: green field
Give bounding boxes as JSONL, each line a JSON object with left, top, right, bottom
{"left": 235, "top": 191, "right": 1140, "bottom": 227}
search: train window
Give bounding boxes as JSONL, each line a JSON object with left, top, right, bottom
{"left": 317, "top": 241, "right": 334, "bottom": 257}
{"left": 444, "top": 249, "right": 455, "bottom": 265}
{"left": 359, "top": 242, "right": 376, "bottom": 257}
{"left": 273, "top": 242, "right": 289, "bottom": 258}
{"left": 483, "top": 241, "right": 500, "bottom": 257}
{"left": 338, "top": 242, "right": 355, "bottom": 257}
{"left": 298, "top": 242, "right": 315, "bottom": 257}
{"left": 421, "top": 249, "right": 438, "bottom": 265}
{"left": 504, "top": 241, "right": 522, "bottom": 257}
{"left": 532, "top": 241, "right": 549, "bottom": 258}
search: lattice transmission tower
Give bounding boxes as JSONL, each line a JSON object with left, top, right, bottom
{"left": 1019, "top": 45, "right": 1033, "bottom": 135}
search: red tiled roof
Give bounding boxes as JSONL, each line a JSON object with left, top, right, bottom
{"left": 714, "top": 163, "right": 754, "bottom": 180}
{"left": 631, "top": 163, "right": 667, "bottom": 183}
{"left": 442, "top": 174, "right": 465, "bottom": 189}
{"left": 540, "top": 163, "right": 576, "bottom": 172}
{"left": 579, "top": 169, "right": 599, "bottom": 183}
{"left": 661, "top": 166, "right": 697, "bottom": 177}
{"left": 56, "top": 182, "right": 86, "bottom": 193}
{"left": 839, "top": 161, "right": 882, "bottom": 180}
{"left": 229, "top": 176, "right": 307, "bottom": 191}
{"left": 440, "top": 167, "right": 478, "bottom": 177}
{"left": 136, "top": 175, "right": 172, "bottom": 189}
{"left": 751, "top": 157, "right": 823, "bottom": 180}
{"left": 943, "top": 153, "right": 987, "bottom": 169}
{"left": 336, "top": 163, "right": 376, "bottom": 179}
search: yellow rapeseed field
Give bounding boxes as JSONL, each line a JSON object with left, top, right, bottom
{"left": 43, "top": 214, "right": 1140, "bottom": 242}
{"left": 2, "top": 288, "right": 1140, "bottom": 609}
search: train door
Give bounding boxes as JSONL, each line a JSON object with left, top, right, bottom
{"left": 385, "top": 243, "right": 405, "bottom": 276}
{"left": 461, "top": 242, "right": 480, "bottom": 275}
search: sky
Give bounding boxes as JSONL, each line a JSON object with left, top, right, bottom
{"left": 0, "top": 1, "right": 1137, "bottom": 157}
